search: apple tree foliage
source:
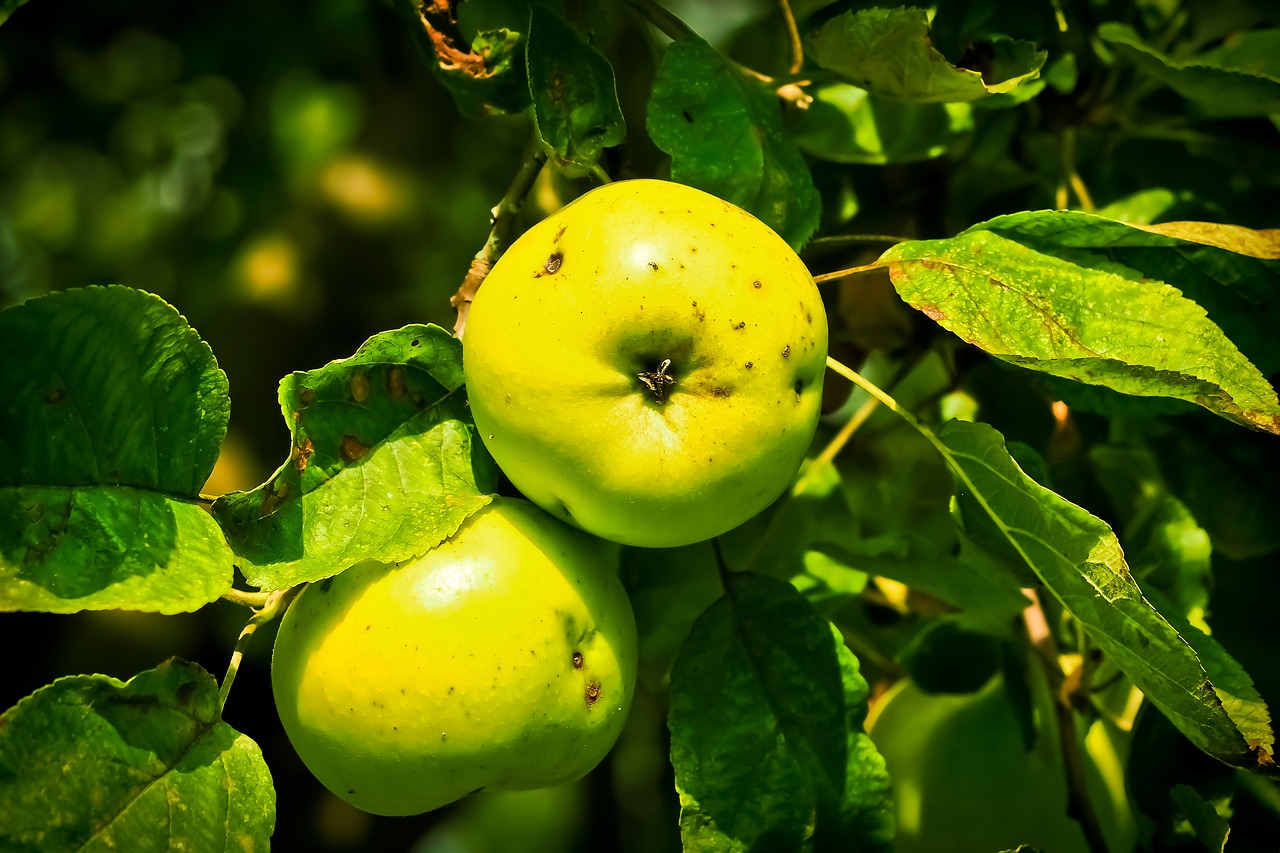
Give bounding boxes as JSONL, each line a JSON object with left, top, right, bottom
{"left": 2, "top": 0, "right": 1280, "bottom": 850}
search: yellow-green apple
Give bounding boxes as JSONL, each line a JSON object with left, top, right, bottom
{"left": 271, "top": 498, "right": 638, "bottom": 816}
{"left": 463, "top": 179, "right": 828, "bottom": 547}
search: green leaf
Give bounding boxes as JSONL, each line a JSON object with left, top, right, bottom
{"left": 1090, "top": 444, "right": 1213, "bottom": 631}
{"left": 647, "top": 37, "right": 821, "bottom": 250}
{"left": 807, "top": 8, "right": 1046, "bottom": 103}
{"left": 881, "top": 212, "right": 1280, "bottom": 434}
{"left": 0, "top": 286, "right": 234, "bottom": 613}
{"left": 1168, "top": 785, "right": 1230, "bottom": 853}
{"left": 0, "top": 0, "right": 29, "bottom": 26}
{"left": 620, "top": 542, "right": 723, "bottom": 686}
{"left": 938, "top": 419, "right": 1275, "bottom": 772}
{"left": 525, "top": 5, "right": 625, "bottom": 177}
{"left": 212, "top": 324, "right": 494, "bottom": 591}
{"left": 0, "top": 487, "right": 235, "bottom": 614}
{"left": 669, "top": 572, "right": 894, "bottom": 852}
{"left": 790, "top": 84, "right": 973, "bottom": 164}
{"left": 0, "top": 659, "right": 274, "bottom": 851}
{"left": 1099, "top": 23, "right": 1280, "bottom": 118}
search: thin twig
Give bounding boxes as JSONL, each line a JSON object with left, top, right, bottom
{"left": 813, "top": 261, "right": 888, "bottom": 284}
{"left": 451, "top": 148, "right": 549, "bottom": 337}
{"left": 624, "top": 0, "right": 696, "bottom": 41}
{"left": 806, "top": 234, "right": 911, "bottom": 250}
{"left": 777, "top": 0, "right": 804, "bottom": 75}
{"left": 220, "top": 588, "right": 295, "bottom": 711}
{"left": 1061, "top": 128, "right": 1095, "bottom": 212}
{"left": 1022, "top": 589, "right": 1112, "bottom": 853}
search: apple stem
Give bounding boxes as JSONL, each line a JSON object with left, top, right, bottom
{"left": 219, "top": 587, "right": 296, "bottom": 712}
{"left": 451, "top": 147, "right": 549, "bottom": 338}
{"left": 637, "top": 358, "right": 676, "bottom": 404}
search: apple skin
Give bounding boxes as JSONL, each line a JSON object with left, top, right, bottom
{"left": 271, "top": 498, "right": 638, "bottom": 817}
{"left": 463, "top": 179, "right": 828, "bottom": 548}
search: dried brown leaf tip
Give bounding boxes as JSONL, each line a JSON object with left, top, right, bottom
{"left": 418, "top": 0, "right": 492, "bottom": 79}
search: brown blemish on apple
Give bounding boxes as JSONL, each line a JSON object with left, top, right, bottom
{"left": 782, "top": 345, "right": 791, "bottom": 358}
{"left": 584, "top": 681, "right": 602, "bottom": 708}
{"left": 648, "top": 261, "right": 659, "bottom": 270}
{"left": 572, "top": 651, "right": 584, "bottom": 669}
{"left": 544, "top": 252, "right": 563, "bottom": 274}
{"left": 753, "top": 280, "right": 762, "bottom": 289}
{"left": 732, "top": 321, "right": 745, "bottom": 330}
{"left": 744, "top": 362, "right": 753, "bottom": 369}
{"left": 554, "top": 224, "right": 567, "bottom": 242}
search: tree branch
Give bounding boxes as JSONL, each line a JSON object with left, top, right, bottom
{"left": 451, "top": 148, "right": 549, "bottom": 337}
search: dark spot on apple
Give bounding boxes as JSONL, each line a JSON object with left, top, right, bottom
{"left": 317, "top": 577, "right": 333, "bottom": 593}
{"left": 745, "top": 362, "right": 753, "bottom": 369}
{"left": 545, "top": 252, "right": 563, "bottom": 274}
{"left": 572, "top": 651, "right": 584, "bottom": 669}
{"left": 795, "top": 380, "right": 804, "bottom": 401}
{"left": 468, "top": 787, "right": 485, "bottom": 796}
{"left": 753, "top": 280, "right": 762, "bottom": 289}
{"left": 806, "top": 312, "right": 813, "bottom": 324}
{"left": 710, "top": 387, "right": 731, "bottom": 397}
{"left": 648, "top": 261, "right": 659, "bottom": 270}
{"left": 585, "top": 681, "right": 602, "bottom": 708}
{"left": 782, "top": 345, "right": 791, "bottom": 358}
{"left": 504, "top": 393, "right": 512, "bottom": 404}
{"left": 45, "top": 387, "right": 65, "bottom": 405}
{"left": 732, "top": 321, "right": 745, "bottom": 330}
{"left": 554, "top": 224, "right": 567, "bottom": 242}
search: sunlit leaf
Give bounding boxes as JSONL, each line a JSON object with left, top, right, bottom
{"left": 525, "top": 5, "right": 625, "bottom": 177}
{"left": 669, "top": 572, "right": 894, "bottom": 851}
{"left": 939, "top": 419, "right": 1275, "bottom": 772}
{"left": 0, "top": 660, "right": 274, "bottom": 851}
{"left": 808, "top": 8, "right": 1046, "bottom": 103}
{"left": 647, "top": 36, "right": 821, "bottom": 249}
{"left": 881, "top": 212, "right": 1280, "bottom": 434}
{"left": 212, "top": 324, "right": 495, "bottom": 591}
{"left": 0, "top": 286, "right": 234, "bottom": 613}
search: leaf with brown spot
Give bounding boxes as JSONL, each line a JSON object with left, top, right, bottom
{"left": 213, "top": 325, "right": 496, "bottom": 590}
{"left": 881, "top": 211, "right": 1280, "bottom": 434}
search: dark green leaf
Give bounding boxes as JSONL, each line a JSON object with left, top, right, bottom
{"left": 525, "top": 5, "right": 624, "bottom": 177}
{"left": 938, "top": 419, "right": 1275, "bottom": 773}
{"left": 807, "top": 8, "right": 1046, "bottom": 103}
{"left": 1168, "top": 785, "right": 1231, "bottom": 852}
{"left": 620, "top": 541, "right": 723, "bottom": 686}
{"left": 0, "top": 286, "right": 234, "bottom": 612}
{"left": 647, "top": 37, "right": 821, "bottom": 249}
{"left": 212, "top": 325, "right": 495, "bottom": 591}
{"left": 0, "top": 659, "right": 274, "bottom": 851}
{"left": 1127, "top": 706, "right": 1237, "bottom": 851}
{"left": 1100, "top": 23, "right": 1280, "bottom": 118}
{"left": 669, "top": 572, "right": 893, "bottom": 852}
{"left": 1090, "top": 444, "right": 1213, "bottom": 630}
{"left": 881, "top": 212, "right": 1280, "bottom": 434}
{"left": 790, "top": 84, "right": 974, "bottom": 164}
{"left": 1, "top": 487, "right": 235, "bottom": 614}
